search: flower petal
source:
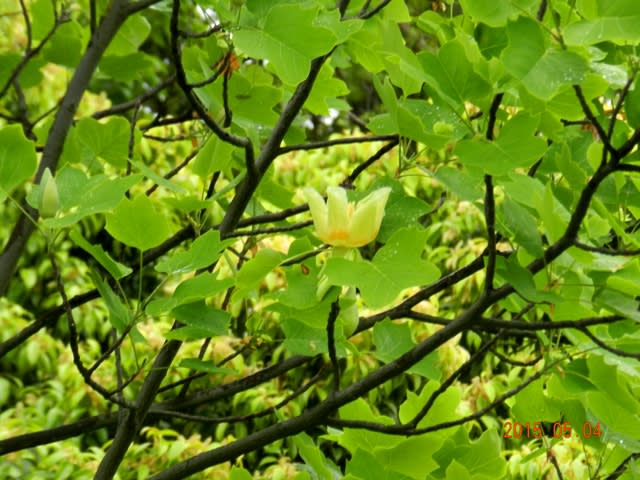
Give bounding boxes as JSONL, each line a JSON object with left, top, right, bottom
{"left": 303, "top": 187, "right": 329, "bottom": 241}
{"left": 326, "top": 186, "right": 350, "bottom": 244}
{"left": 348, "top": 187, "right": 391, "bottom": 247}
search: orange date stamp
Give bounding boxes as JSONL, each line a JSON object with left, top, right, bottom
{"left": 503, "top": 420, "right": 602, "bottom": 440}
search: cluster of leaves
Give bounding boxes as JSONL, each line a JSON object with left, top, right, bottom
{"left": 1, "top": 0, "right": 640, "bottom": 478}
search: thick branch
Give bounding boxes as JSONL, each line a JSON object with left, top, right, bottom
{"left": 148, "top": 298, "right": 492, "bottom": 479}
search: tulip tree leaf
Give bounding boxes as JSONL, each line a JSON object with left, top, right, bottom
{"left": 234, "top": 4, "right": 337, "bottom": 85}
{"left": 178, "top": 358, "right": 236, "bottom": 375}
{"left": 433, "top": 429, "right": 507, "bottom": 479}
{"left": 43, "top": 171, "right": 143, "bottom": 229}
{"left": 105, "top": 13, "right": 151, "bottom": 56}
{"left": 75, "top": 117, "right": 131, "bottom": 169}
{"left": 156, "top": 230, "right": 231, "bottom": 274}
{"left": 325, "top": 228, "right": 440, "bottom": 308}
{"left": 69, "top": 229, "right": 132, "bottom": 280}
{"left": 455, "top": 113, "right": 547, "bottom": 176}
{"left": 164, "top": 298, "right": 232, "bottom": 342}
{"left": 30, "top": 0, "right": 55, "bottom": 41}
{"left": 374, "top": 178, "right": 433, "bottom": 242}
{"left": 171, "top": 301, "right": 230, "bottom": 335}
{"left": 459, "top": 0, "right": 537, "bottom": 27}
{"left": 304, "top": 64, "right": 350, "bottom": 115}
{"left": 192, "top": 135, "right": 236, "bottom": 179}
{"left": 418, "top": 39, "right": 491, "bottom": 110}
{"left": 502, "top": 18, "right": 588, "bottom": 99}
{"left": 565, "top": 0, "right": 640, "bottom": 45}
{"left": 280, "top": 316, "right": 351, "bottom": 357}
{"left": 373, "top": 320, "right": 441, "bottom": 379}
{"left": 91, "top": 270, "right": 131, "bottom": 332}
{"left": 0, "top": 125, "right": 37, "bottom": 201}
{"left": 497, "top": 197, "right": 544, "bottom": 256}
{"left": 146, "top": 273, "right": 233, "bottom": 316}
{"left": 106, "top": 194, "right": 172, "bottom": 251}
{"left": 232, "top": 249, "right": 286, "bottom": 302}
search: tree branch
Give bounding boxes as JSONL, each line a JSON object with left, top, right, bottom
{"left": 0, "top": 0, "right": 131, "bottom": 296}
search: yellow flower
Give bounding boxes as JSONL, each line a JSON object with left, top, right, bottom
{"left": 303, "top": 186, "right": 391, "bottom": 248}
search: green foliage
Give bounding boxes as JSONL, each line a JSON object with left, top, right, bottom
{"left": 1, "top": 0, "right": 640, "bottom": 478}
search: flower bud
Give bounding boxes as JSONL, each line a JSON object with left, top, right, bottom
{"left": 39, "top": 168, "right": 59, "bottom": 218}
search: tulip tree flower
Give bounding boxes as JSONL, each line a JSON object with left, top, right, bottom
{"left": 303, "top": 186, "right": 391, "bottom": 248}
{"left": 304, "top": 186, "right": 391, "bottom": 306}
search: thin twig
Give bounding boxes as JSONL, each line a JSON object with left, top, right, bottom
{"left": 327, "top": 300, "right": 341, "bottom": 393}
{"left": 279, "top": 134, "right": 398, "bottom": 154}
{"left": 574, "top": 240, "right": 640, "bottom": 256}
{"left": 360, "top": 0, "right": 391, "bottom": 19}
{"left": 578, "top": 327, "right": 640, "bottom": 359}
{"left": 93, "top": 75, "right": 176, "bottom": 119}
{"left": 342, "top": 139, "right": 399, "bottom": 188}
{"left": 49, "top": 251, "right": 132, "bottom": 408}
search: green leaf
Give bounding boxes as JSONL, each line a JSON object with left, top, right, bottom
{"left": 30, "top": 0, "right": 55, "bottom": 41}
{"left": 280, "top": 315, "right": 351, "bottom": 357}
{"left": 173, "top": 274, "right": 234, "bottom": 306}
{"left": 502, "top": 18, "right": 588, "bottom": 99}
{"left": 434, "top": 166, "right": 483, "bottom": 201}
{"left": 43, "top": 171, "right": 143, "bottom": 229}
{"left": 192, "top": 135, "right": 236, "bottom": 179}
{"left": 293, "top": 433, "right": 339, "bottom": 479}
{"left": 0, "top": 125, "right": 37, "bottom": 201}
{"left": 229, "top": 466, "right": 254, "bottom": 480}
{"left": 106, "top": 194, "right": 172, "bottom": 251}
{"left": 433, "top": 429, "right": 507, "bottom": 479}
{"left": 511, "top": 379, "right": 562, "bottom": 423}
{"left": 234, "top": 4, "right": 337, "bottom": 85}
{"left": 235, "top": 249, "right": 285, "bottom": 292}
{"left": 373, "top": 320, "right": 440, "bottom": 379}
{"left": 534, "top": 182, "right": 571, "bottom": 243}
{"left": 497, "top": 197, "right": 544, "bottom": 256}
{"left": 69, "top": 229, "right": 132, "bottom": 280}
{"left": 399, "top": 381, "right": 460, "bottom": 427}
{"left": 156, "top": 231, "right": 230, "bottom": 274}
{"left": 376, "top": 179, "right": 433, "bottom": 242}
{"left": 0, "top": 54, "right": 20, "bottom": 89}
{"left": 178, "top": 358, "right": 236, "bottom": 375}
{"left": 43, "top": 20, "right": 85, "bottom": 67}
{"left": 460, "top": 0, "right": 521, "bottom": 27}
{"left": 325, "top": 228, "right": 439, "bottom": 308}
{"left": 100, "top": 53, "right": 154, "bottom": 82}
{"left": 133, "top": 160, "right": 186, "bottom": 194}
{"left": 91, "top": 271, "right": 131, "bottom": 332}
{"left": 455, "top": 113, "right": 547, "bottom": 176}
{"left": 374, "top": 436, "right": 444, "bottom": 478}
{"left": 370, "top": 79, "right": 467, "bottom": 148}
{"left": 172, "top": 301, "right": 230, "bottom": 336}
{"left": 164, "top": 326, "right": 221, "bottom": 341}
{"left": 586, "top": 391, "right": 640, "bottom": 450}
{"left": 304, "top": 64, "right": 350, "bottom": 115}
{"left": 271, "top": 290, "right": 338, "bottom": 330}
{"left": 106, "top": 14, "right": 151, "bottom": 55}
{"left": 346, "top": 449, "right": 413, "bottom": 480}
{"left": 565, "top": 0, "right": 640, "bottom": 45}
{"left": 625, "top": 83, "right": 640, "bottom": 129}
{"left": 445, "top": 461, "right": 470, "bottom": 480}
{"left": 75, "top": 117, "right": 131, "bottom": 169}
{"left": 273, "top": 262, "right": 320, "bottom": 310}
{"left": 594, "top": 287, "right": 640, "bottom": 322}
{"left": 418, "top": 39, "right": 492, "bottom": 110}
{"left": 496, "top": 256, "right": 561, "bottom": 303}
